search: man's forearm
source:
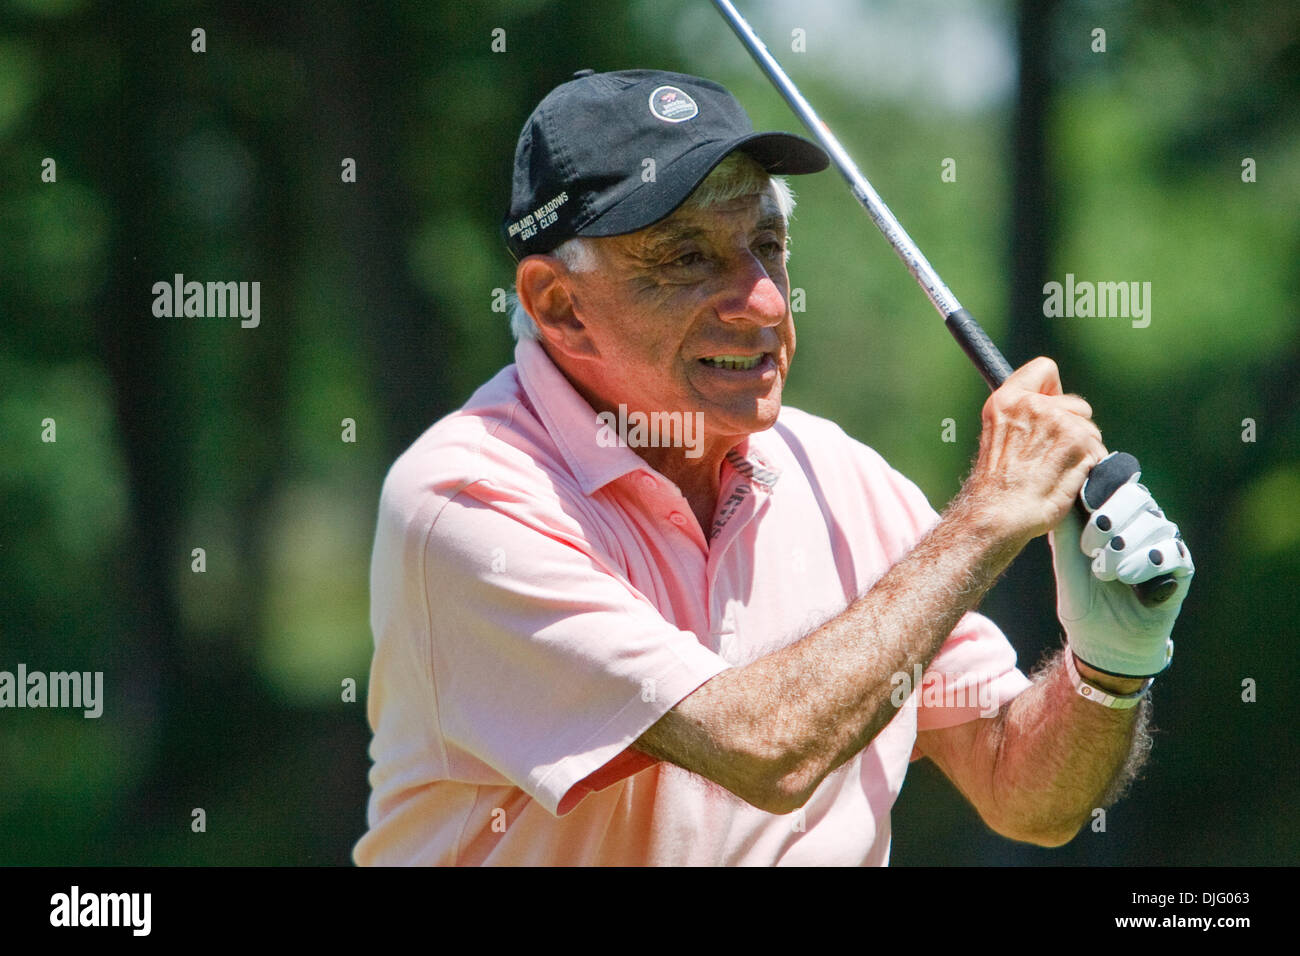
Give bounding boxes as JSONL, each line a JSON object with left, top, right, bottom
{"left": 980, "top": 648, "right": 1153, "bottom": 845}
{"left": 635, "top": 490, "right": 1028, "bottom": 813}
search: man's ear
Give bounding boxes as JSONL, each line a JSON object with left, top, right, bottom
{"left": 516, "top": 256, "right": 599, "bottom": 360}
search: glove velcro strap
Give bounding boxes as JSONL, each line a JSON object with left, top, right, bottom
{"left": 1072, "top": 637, "right": 1174, "bottom": 680}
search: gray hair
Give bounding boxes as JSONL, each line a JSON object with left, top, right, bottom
{"left": 508, "top": 152, "right": 797, "bottom": 341}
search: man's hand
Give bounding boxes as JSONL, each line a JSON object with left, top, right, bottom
{"left": 956, "top": 357, "right": 1108, "bottom": 546}
{"left": 1050, "top": 483, "right": 1194, "bottom": 678}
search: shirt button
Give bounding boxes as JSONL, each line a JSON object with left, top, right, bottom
{"left": 669, "top": 512, "right": 687, "bottom": 526}
{"left": 640, "top": 475, "right": 656, "bottom": 491}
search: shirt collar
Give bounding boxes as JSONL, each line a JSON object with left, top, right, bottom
{"left": 725, "top": 445, "right": 781, "bottom": 490}
{"left": 515, "top": 337, "right": 647, "bottom": 495}
{"left": 514, "top": 336, "right": 783, "bottom": 496}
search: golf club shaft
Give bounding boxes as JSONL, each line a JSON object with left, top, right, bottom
{"left": 711, "top": 0, "right": 1012, "bottom": 389}
{"left": 713, "top": 0, "right": 1176, "bottom": 607}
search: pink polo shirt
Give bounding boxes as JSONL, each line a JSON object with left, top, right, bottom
{"left": 354, "top": 338, "right": 1032, "bottom": 866}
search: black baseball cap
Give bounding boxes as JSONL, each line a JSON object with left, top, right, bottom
{"left": 503, "top": 68, "right": 829, "bottom": 260}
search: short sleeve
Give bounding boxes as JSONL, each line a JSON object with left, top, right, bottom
{"left": 418, "top": 489, "right": 731, "bottom": 817}
{"left": 856, "top": 444, "right": 1033, "bottom": 744}
{"left": 915, "top": 610, "right": 1033, "bottom": 734}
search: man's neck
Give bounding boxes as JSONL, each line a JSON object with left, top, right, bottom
{"left": 639, "top": 443, "right": 733, "bottom": 540}
{"left": 538, "top": 340, "right": 743, "bottom": 538}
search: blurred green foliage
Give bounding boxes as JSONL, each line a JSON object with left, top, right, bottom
{"left": 1, "top": 0, "right": 1295, "bottom": 865}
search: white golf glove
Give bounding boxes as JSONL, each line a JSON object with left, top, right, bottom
{"left": 1048, "top": 477, "right": 1194, "bottom": 678}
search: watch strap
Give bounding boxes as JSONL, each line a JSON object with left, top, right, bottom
{"left": 1066, "top": 652, "right": 1154, "bottom": 709}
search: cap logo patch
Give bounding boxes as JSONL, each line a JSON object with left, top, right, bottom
{"left": 649, "top": 85, "right": 698, "bottom": 123}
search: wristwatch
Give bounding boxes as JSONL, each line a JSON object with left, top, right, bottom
{"left": 1065, "top": 652, "right": 1155, "bottom": 709}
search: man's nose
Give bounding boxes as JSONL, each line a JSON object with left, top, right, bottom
{"left": 716, "top": 254, "right": 787, "bottom": 327}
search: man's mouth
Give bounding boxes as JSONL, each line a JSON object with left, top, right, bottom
{"left": 698, "top": 354, "right": 765, "bottom": 371}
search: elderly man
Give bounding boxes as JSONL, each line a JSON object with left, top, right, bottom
{"left": 354, "top": 69, "right": 1192, "bottom": 866}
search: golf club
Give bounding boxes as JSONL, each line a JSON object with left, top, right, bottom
{"left": 711, "top": 0, "right": 1177, "bottom": 606}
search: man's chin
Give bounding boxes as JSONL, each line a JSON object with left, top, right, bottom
{"left": 709, "top": 396, "right": 782, "bottom": 438}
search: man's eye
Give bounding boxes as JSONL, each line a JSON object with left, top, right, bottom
{"left": 757, "top": 239, "right": 785, "bottom": 258}
{"left": 670, "top": 251, "right": 704, "bottom": 267}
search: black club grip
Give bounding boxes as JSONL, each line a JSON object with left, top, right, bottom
{"left": 944, "top": 307, "right": 1176, "bottom": 608}
{"left": 945, "top": 308, "right": 1014, "bottom": 389}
